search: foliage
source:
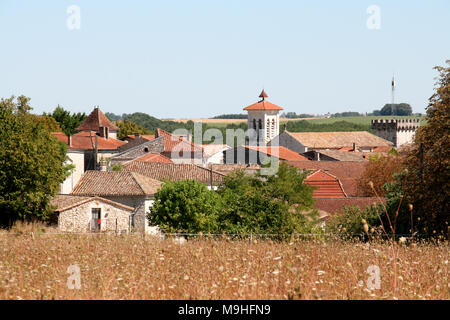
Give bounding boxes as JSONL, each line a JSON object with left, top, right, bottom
{"left": 212, "top": 113, "right": 247, "bottom": 119}
{"left": 325, "top": 204, "right": 383, "bottom": 238}
{"left": 148, "top": 180, "right": 221, "bottom": 234}
{"left": 114, "top": 120, "right": 151, "bottom": 139}
{"left": 356, "top": 153, "right": 405, "bottom": 196}
{"left": 331, "top": 111, "right": 363, "bottom": 117}
{"left": 216, "top": 163, "right": 320, "bottom": 235}
{"left": 149, "top": 163, "right": 320, "bottom": 235}
{"left": 0, "top": 96, "right": 69, "bottom": 227}
{"left": 380, "top": 103, "right": 413, "bottom": 116}
{"left": 45, "top": 105, "right": 87, "bottom": 135}
{"left": 281, "top": 112, "right": 314, "bottom": 119}
{"left": 401, "top": 60, "right": 450, "bottom": 238}
{"left": 30, "top": 115, "right": 63, "bottom": 132}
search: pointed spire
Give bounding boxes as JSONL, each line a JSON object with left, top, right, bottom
{"left": 259, "top": 89, "right": 268, "bottom": 100}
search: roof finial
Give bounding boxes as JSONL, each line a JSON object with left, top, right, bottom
{"left": 259, "top": 89, "right": 268, "bottom": 101}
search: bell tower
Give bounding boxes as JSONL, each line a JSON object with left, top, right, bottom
{"left": 244, "top": 90, "right": 283, "bottom": 145}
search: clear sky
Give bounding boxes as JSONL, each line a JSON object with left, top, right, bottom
{"left": 0, "top": 0, "right": 448, "bottom": 118}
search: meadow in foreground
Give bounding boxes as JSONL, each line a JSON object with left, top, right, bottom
{"left": 0, "top": 229, "right": 447, "bottom": 300}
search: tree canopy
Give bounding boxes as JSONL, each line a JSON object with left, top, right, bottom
{"left": 114, "top": 120, "right": 151, "bottom": 139}
{"left": 380, "top": 103, "right": 413, "bottom": 116}
{"left": 45, "top": 105, "right": 87, "bottom": 135}
{"left": 0, "top": 96, "right": 69, "bottom": 227}
{"left": 148, "top": 162, "right": 320, "bottom": 235}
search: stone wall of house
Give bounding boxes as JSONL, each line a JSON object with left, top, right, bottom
{"left": 58, "top": 199, "right": 131, "bottom": 233}
{"left": 103, "top": 195, "right": 158, "bottom": 234}
{"left": 116, "top": 137, "right": 165, "bottom": 160}
{"left": 272, "top": 131, "right": 307, "bottom": 153}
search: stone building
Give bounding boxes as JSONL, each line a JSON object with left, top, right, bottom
{"left": 52, "top": 195, "right": 134, "bottom": 234}
{"left": 371, "top": 119, "right": 420, "bottom": 147}
{"left": 244, "top": 90, "right": 283, "bottom": 145}
{"left": 71, "top": 171, "right": 162, "bottom": 234}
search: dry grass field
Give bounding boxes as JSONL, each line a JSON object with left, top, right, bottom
{"left": 0, "top": 225, "right": 447, "bottom": 300}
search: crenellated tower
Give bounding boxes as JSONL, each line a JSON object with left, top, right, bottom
{"left": 371, "top": 118, "right": 420, "bottom": 148}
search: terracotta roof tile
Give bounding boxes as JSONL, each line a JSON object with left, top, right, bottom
{"left": 245, "top": 146, "right": 309, "bottom": 161}
{"left": 72, "top": 171, "right": 162, "bottom": 196}
{"left": 76, "top": 107, "right": 119, "bottom": 132}
{"left": 287, "top": 161, "right": 367, "bottom": 196}
{"left": 156, "top": 128, "right": 203, "bottom": 153}
{"left": 287, "top": 131, "right": 393, "bottom": 149}
{"left": 243, "top": 100, "right": 283, "bottom": 111}
{"left": 124, "top": 161, "right": 225, "bottom": 185}
{"left": 125, "top": 134, "right": 155, "bottom": 141}
{"left": 51, "top": 131, "right": 126, "bottom": 151}
{"left": 134, "top": 153, "right": 174, "bottom": 164}
{"left": 51, "top": 195, "right": 134, "bottom": 212}
{"left": 305, "top": 170, "right": 347, "bottom": 198}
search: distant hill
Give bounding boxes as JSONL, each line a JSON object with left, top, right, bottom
{"left": 105, "top": 112, "right": 192, "bottom": 133}
{"left": 212, "top": 113, "right": 247, "bottom": 119}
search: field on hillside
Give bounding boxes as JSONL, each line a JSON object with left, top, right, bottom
{"left": 167, "top": 116, "right": 426, "bottom": 128}
{"left": 0, "top": 231, "right": 447, "bottom": 300}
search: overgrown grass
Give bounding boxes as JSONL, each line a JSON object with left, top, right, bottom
{"left": 0, "top": 226, "right": 447, "bottom": 300}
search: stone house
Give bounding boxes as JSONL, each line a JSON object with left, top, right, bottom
{"left": 223, "top": 145, "right": 308, "bottom": 164}
{"left": 52, "top": 195, "right": 134, "bottom": 234}
{"left": 71, "top": 171, "right": 162, "bottom": 234}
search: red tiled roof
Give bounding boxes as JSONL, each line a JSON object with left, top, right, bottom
{"left": 305, "top": 170, "right": 347, "bottom": 198}
{"left": 314, "top": 197, "right": 383, "bottom": 217}
{"left": 51, "top": 195, "right": 134, "bottom": 212}
{"left": 52, "top": 131, "right": 126, "bottom": 151}
{"left": 72, "top": 171, "right": 162, "bottom": 196}
{"left": 156, "top": 128, "right": 203, "bottom": 153}
{"left": 124, "top": 161, "right": 225, "bottom": 185}
{"left": 286, "top": 131, "right": 393, "bottom": 149}
{"left": 134, "top": 153, "right": 174, "bottom": 164}
{"left": 76, "top": 107, "right": 119, "bottom": 132}
{"left": 126, "top": 134, "right": 155, "bottom": 141}
{"left": 243, "top": 100, "right": 283, "bottom": 111}
{"left": 245, "top": 146, "right": 309, "bottom": 161}
{"left": 372, "top": 146, "right": 393, "bottom": 153}
{"left": 287, "top": 161, "right": 367, "bottom": 196}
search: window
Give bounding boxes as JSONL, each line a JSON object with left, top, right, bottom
{"left": 143, "top": 147, "right": 149, "bottom": 153}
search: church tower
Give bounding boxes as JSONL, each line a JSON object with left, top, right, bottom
{"left": 243, "top": 90, "right": 283, "bottom": 145}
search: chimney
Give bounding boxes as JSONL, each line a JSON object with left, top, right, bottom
{"left": 99, "top": 159, "right": 107, "bottom": 172}
{"left": 315, "top": 151, "right": 320, "bottom": 161}
{"left": 283, "top": 123, "right": 287, "bottom": 132}
{"left": 134, "top": 133, "right": 141, "bottom": 138}
{"left": 68, "top": 135, "right": 72, "bottom": 147}
{"left": 352, "top": 143, "right": 356, "bottom": 152}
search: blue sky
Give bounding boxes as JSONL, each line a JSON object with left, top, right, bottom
{"left": 0, "top": 1, "right": 448, "bottom": 118}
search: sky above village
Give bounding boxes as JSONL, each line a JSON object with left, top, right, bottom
{"left": 0, "top": 0, "right": 449, "bottom": 118}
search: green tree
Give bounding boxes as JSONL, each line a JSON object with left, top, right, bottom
{"left": 115, "top": 120, "right": 151, "bottom": 139}
{"left": 216, "top": 162, "right": 320, "bottom": 234}
{"left": 45, "top": 105, "right": 87, "bottom": 135}
{"left": 380, "top": 103, "right": 413, "bottom": 116}
{"left": 0, "top": 96, "right": 69, "bottom": 227}
{"left": 401, "top": 61, "right": 450, "bottom": 238}
{"left": 148, "top": 180, "right": 221, "bottom": 233}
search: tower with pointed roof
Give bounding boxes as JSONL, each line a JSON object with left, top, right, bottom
{"left": 244, "top": 90, "right": 283, "bottom": 145}
{"left": 76, "top": 106, "right": 119, "bottom": 140}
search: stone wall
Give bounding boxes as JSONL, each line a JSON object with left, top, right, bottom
{"left": 58, "top": 199, "right": 132, "bottom": 233}
{"left": 272, "top": 131, "right": 308, "bottom": 153}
